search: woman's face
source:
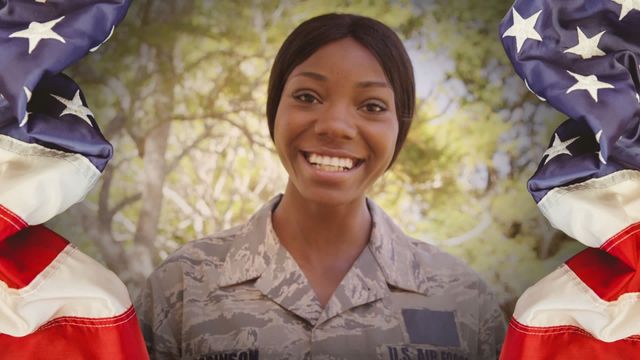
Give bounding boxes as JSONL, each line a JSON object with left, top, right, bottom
{"left": 274, "top": 37, "right": 399, "bottom": 206}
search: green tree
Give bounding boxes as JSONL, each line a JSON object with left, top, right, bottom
{"left": 53, "top": 0, "right": 420, "bottom": 295}
{"left": 49, "top": 0, "right": 584, "bottom": 310}
{"left": 375, "top": 0, "right": 585, "bottom": 310}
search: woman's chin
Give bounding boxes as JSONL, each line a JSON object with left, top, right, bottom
{"left": 292, "top": 186, "right": 364, "bottom": 208}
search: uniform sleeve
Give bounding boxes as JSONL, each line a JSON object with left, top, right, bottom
{"left": 477, "top": 286, "right": 506, "bottom": 360}
{"left": 135, "top": 261, "right": 185, "bottom": 360}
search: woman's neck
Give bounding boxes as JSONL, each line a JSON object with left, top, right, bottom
{"left": 272, "top": 182, "right": 372, "bottom": 257}
{"left": 271, "top": 182, "right": 372, "bottom": 306}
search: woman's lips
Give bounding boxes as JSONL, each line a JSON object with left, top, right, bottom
{"left": 301, "top": 151, "right": 364, "bottom": 172}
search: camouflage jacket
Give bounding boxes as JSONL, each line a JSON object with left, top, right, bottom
{"left": 136, "top": 196, "right": 505, "bottom": 360}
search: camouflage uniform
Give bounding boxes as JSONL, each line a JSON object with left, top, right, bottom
{"left": 136, "top": 195, "right": 505, "bottom": 360}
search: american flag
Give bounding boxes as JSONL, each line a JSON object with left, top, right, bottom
{"left": 499, "top": 0, "right": 640, "bottom": 358}
{"left": 0, "top": 1, "right": 148, "bottom": 358}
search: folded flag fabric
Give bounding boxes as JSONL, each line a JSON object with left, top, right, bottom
{"left": 0, "top": 225, "right": 146, "bottom": 359}
{"left": 0, "top": 1, "right": 148, "bottom": 358}
{"left": 499, "top": 0, "right": 640, "bottom": 358}
{"left": 0, "top": 73, "right": 111, "bottom": 239}
{"left": 1, "top": 0, "right": 128, "bottom": 126}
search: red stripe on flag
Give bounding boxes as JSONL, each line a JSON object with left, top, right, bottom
{"left": 0, "top": 203, "right": 27, "bottom": 241}
{"left": 500, "top": 319, "right": 640, "bottom": 359}
{"left": 565, "top": 222, "right": 640, "bottom": 301}
{"left": 0, "top": 305, "right": 149, "bottom": 359}
{"left": 601, "top": 222, "right": 640, "bottom": 267}
{"left": 0, "top": 225, "right": 69, "bottom": 289}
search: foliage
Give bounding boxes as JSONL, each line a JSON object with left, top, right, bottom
{"left": 47, "top": 0, "right": 585, "bottom": 309}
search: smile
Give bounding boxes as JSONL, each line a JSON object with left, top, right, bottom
{"left": 302, "top": 151, "right": 363, "bottom": 172}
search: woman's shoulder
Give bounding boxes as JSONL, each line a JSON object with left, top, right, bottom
{"left": 402, "top": 235, "right": 494, "bottom": 297}
{"left": 410, "top": 238, "right": 479, "bottom": 274}
{"left": 367, "top": 199, "right": 493, "bottom": 297}
{"left": 148, "top": 224, "right": 248, "bottom": 284}
{"left": 147, "top": 198, "right": 276, "bottom": 291}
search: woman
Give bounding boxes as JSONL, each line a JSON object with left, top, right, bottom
{"left": 137, "top": 13, "right": 505, "bottom": 360}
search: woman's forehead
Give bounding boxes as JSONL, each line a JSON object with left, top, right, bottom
{"left": 288, "top": 38, "right": 389, "bottom": 84}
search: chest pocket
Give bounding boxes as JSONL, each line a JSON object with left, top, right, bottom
{"left": 376, "top": 308, "right": 469, "bottom": 360}
{"left": 401, "top": 309, "right": 461, "bottom": 347}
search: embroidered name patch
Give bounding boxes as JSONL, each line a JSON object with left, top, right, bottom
{"left": 196, "top": 349, "right": 259, "bottom": 360}
{"left": 401, "top": 309, "right": 460, "bottom": 346}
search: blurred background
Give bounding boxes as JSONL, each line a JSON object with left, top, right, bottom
{"left": 48, "top": 0, "right": 585, "bottom": 314}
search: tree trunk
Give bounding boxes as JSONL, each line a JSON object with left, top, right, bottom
{"left": 132, "top": 120, "right": 171, "bottom": 269}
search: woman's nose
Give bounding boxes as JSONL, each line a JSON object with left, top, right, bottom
{"left": 313, "top": 103, "right": 357, "bottom": 140}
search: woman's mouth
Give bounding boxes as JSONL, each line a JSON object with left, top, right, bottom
{"left": 302, "top": 151, "right": 364, "bottom": 172}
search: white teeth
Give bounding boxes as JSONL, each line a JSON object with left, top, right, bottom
{"left": 308, "top": 153, "right": 354, "bottom": 169}
{"left": 312, "top": 164, "right": 345, "bottom": 172}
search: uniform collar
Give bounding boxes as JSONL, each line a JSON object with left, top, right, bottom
{"left": 218, "top": 195, "right": 424, "bottom": 324}
{"left": 217, "top": 196, "right": 280, "bottom": 288}
{"left": 365, "top": 199, "right": 424, "bottom": 294}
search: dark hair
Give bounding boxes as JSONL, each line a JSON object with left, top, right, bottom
{"left": 266, "top": 13, "right": 415, "bottom": 167}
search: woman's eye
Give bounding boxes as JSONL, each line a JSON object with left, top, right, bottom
{"left": 363, "top": 102, "right": 386, "bottom": 113}
{"left": 294, "top": 92, "right": 319, "bottom": 104}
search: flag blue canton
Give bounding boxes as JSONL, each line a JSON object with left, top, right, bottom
{"left": 0, "top": 0, "right": 131, "bottom": 171}
{"left": 499, "top": 0, "right": 640, "bottom": 202}
{"left": 0, "top": 73, "right": 112, "bottom": 170}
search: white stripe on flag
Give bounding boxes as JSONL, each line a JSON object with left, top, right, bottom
{"left": 0, "top": 134, "right": 100, "bottom": 226}
{"left": 512, "top": 264, "right": 640, "bottom": 342}
{"left": 538, "top": 169, "right": 640, "bottom": 248}
{"left": 0, "top": 244, "right": 131, "bottom": 337}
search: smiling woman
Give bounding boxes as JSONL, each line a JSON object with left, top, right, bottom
{"left": 136, "top": 13, "right": 505, "bottom": 360}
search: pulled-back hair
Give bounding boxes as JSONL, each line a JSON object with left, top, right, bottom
{"left": 266, "top": 13, "right": 415, "bottom": 166}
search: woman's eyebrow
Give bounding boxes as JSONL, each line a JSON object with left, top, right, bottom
{"left": 292, "top": 72, "right": 389, "bottom": 89}
{"left": 293, "top": 71, "right": 327, "bottom": 81}
{"left": 356, "top": 80, "right": 389, "bottom": 89}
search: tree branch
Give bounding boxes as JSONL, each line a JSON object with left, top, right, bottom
{"left": 108, "top": 193, "right": 143, "bottom": 221}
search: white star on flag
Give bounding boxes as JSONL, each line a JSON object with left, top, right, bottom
{"left": 19, "top": 112, "right": 32, "bottom": 127}
{"left": 525, "top": 79, "right": 546, "bottom": 101}
{"left": 595, "top": 130, "right": 606, "bottom": 164}
{"left": 19, "top": 86, "right": 33, "bottom": 126}
{"left": 23, "top": 86, "right": 32, "bottom": 102}
{"left": 611, "top": 0, "right": 640, "bottom": 20}
{"left": 564, "top": 27, "right": 606, "bottom": 59}
{"left": 51, "top": 90, "right": 94, "bottom": 127}
{"left": 502, "top": 8, "right": 543, "bottom": 53}
{"left": 9, "top": 16, "right": 66, "bottom": 54}
{"left": 90, "top": 26, "right": 115, "bottom": 52}
{"left": 566, "top": 71, "right": 614, "bottom": 102}
{"left": 543, "top": 133, "right": 579, "bottom": 165}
